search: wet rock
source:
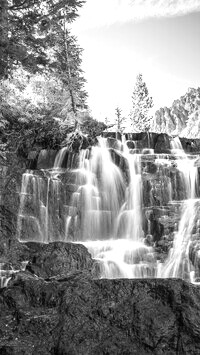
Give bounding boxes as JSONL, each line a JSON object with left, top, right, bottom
{"left": 154, "top": 133, "right": 172, "bottom": 153}
{"left": 124, "top": 132, "right": 158, "bottom": 150}
{"left": 27, "top": 151, "right": 39, "bottom": 169}
{"left": 143, "top": 207, "right": 165, "bottom": 243}
{"left": 142, "top": 161, "right": 157, "bottom": 174}
{"left": 106, "top": 137, "right": 120, "bottom": 149}
{"left": 1, "top": 275, "right": 200, "bottom": 354}
{"left": 126, "top": 140, "right": 135, "bottom": 149}
{"left": 103, "top": 132, "right": 121, "bottom": 140}
{"left": 37, "top": 149, "right": 57, "bottom": 169}
{"left": 129, "top": 148, "right": 140, "bottom": 154}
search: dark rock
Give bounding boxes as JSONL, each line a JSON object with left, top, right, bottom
{"left": 180, "top": 138, "right": 200, "bottom": 154}
{"left": 142, "top": 161, "right": 157, "bottom": 174}
{"left": 154, "top": 133, "right": 172, "bottom": 153}
{"left": 37, "top": 149, "right": 57, "bottom": 169}
{"left": 27, "top": 151, "right": 39, "bottom": 169}
{"left": 107, "top": 137, "right": 120, "bottom": 149}
{"left": 103, "top": 132, "right": 121, "bottom": 140}
{"left": 1, "top": 275, "right": 200, "bottom": 354}
{"left": 126, "top": 140, "right": 135, "bottom": 149}
{"left": 24, "top": 242, "right": 94, "bottom": 278}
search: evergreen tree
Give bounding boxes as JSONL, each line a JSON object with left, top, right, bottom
{"left": 0, "top": 0, "right": 85, "bottom": 78}
{"left": 115, "top": 107, "right": 125, "bottom": 133}
{"left": 129, "top": 73, "right": 153, "bottom": 132}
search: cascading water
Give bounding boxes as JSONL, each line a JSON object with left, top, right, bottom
{"left": 158, "top": 138, "right": 199, "bottom": 280}
{"left": 16, "top": 134, "right": 200, "bottom": 281}
{"left": 17, "top": 170, "right": 67, "bottom": 243}
{"left": 70, "top": 138, "right": 157, "bottom": 278}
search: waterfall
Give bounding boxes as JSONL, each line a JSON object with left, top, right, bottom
{"left": 70, "top": 138, "right": 156, "bottom": 278}
{"left": 16, "top": 134, "right": 200, "bottom": 281}
{"left": 70, "top": 139, "right": 125, "bottom": 240}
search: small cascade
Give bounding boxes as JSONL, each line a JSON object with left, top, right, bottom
{"left": 53, "top": 147, "right": 78, "bottom": 169}
{"left": 158, "top": 140, "right": 199, "bottom": 280}
{"left": 53, "top": 147, "right": 68, "bottom": 168}
{"left": 82, "top": 240, "right": 156, "bottom": 278}
{"left": 157, "top": 199, "right": 200, "bottom": 279}
{"left": 170, "top": 136, "right": 185, "bottom": 155}
{"left": 0, "top": 263, "right": 12, "bottom": 288}
{"left": 17, "top": 171, "right": 45, "bottom": 242}
{"left": 116, "top": 146, "right": 143, "bottom": 241}
{"left": 17, "top": 170, "right": 67, "bottom": 242}
{"left": 0, "top": 262, "right": 28, "bottom": 288}
{"left": 70, "top": 138, "right": 125, "bottom": 240}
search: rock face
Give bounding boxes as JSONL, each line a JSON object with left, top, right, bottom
{"left": 0, "top": 152, "right": 26, "bottom": 257}
{"left": 152, "top": 87, "right": 200, "bottom": 136}
{"left": 0, "top": 273, "right": 200, "bottom": 355}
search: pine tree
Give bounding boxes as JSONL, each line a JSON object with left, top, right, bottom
{"left": 0, "top": 0, "right": 85, "bottom": 78}
{"left": 115, "top": 107, "right": 125, "bottom": 133}
{"left": 129, "top": 73, "right": 153, "bottom": 132}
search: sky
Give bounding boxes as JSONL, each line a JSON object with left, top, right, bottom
{"left": 71, "top": 0, "right": 200, "bottom": 122}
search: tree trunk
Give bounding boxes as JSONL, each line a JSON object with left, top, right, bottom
{"left": 63, "top": 11, "right": 78, "bottom": 130}
{"left": 0, "top": 0, "right": 9, "bottom": 78}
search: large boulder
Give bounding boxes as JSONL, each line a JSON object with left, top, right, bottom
{"left": 24, "top": 242, "right": 95, "bottom": 278}
{"left": 0, "top": 274, "right": 200, "bottom": 354}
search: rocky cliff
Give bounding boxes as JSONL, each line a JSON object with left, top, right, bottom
{"left": 152, "top": 87, "right": 200, "bottom": 137}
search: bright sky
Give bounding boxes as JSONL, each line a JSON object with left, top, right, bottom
{"left": 71, "top": 0, "right": 200, "bottom": 122}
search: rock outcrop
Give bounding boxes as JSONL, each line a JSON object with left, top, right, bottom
{"left": 152, "top": 87, "right": 200, "bottom": 137}
{"left": 0, "top": 273, "right": 200, "bottom": 354}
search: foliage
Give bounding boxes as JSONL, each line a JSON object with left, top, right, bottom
{"left": 80, "top": 115, "right": 107, "bottom": 138}
{"left": 129, "top": 73, "right": 153, "bottom": 132}
{"left": 0, "top": 0, "right": 88, "bottom": 128}
{"left": 0, "top": 69, "right": 105, "bottom": 156}
{"left": 0, "top": 0, "right": 105, "bottom": 155}
{"left": 0, "top": 0, "right": 85, "bottom": 78}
